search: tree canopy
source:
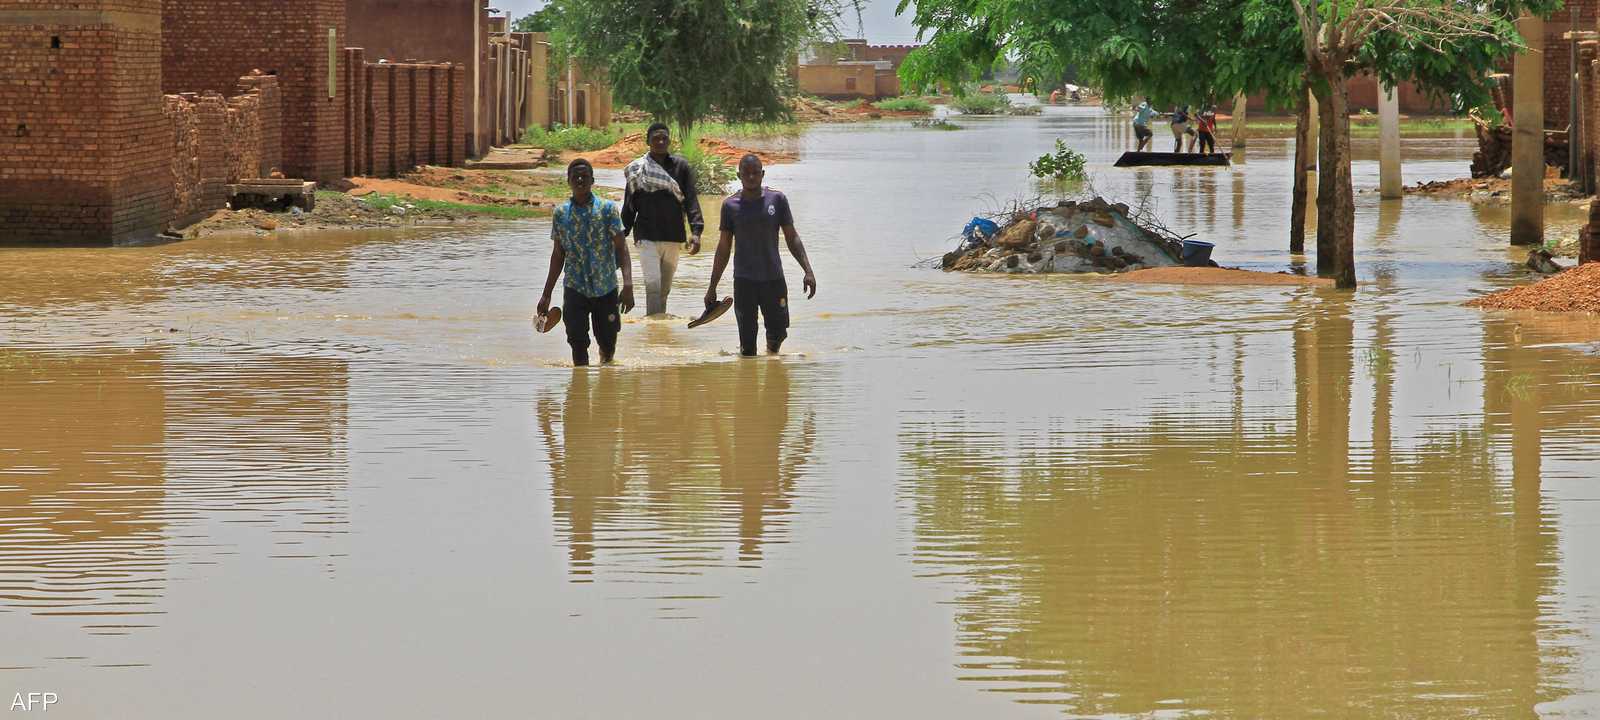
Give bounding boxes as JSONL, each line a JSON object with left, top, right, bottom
{"left": 895, "top": 0, "right": 1555, "bottom": 113}
{"left": 512, "top": 3, "right": 561, "bottom": 34}
{"left": 553, "top": 0, "right": 857, "bottom": 135}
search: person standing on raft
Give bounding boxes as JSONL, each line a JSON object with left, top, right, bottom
{"left": 1131, "top": 98, "right": 1158, "bottom": 151}
{"left": 704, "top": 154, "right": 817, "bottom": 357}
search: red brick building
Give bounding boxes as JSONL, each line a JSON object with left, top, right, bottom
{"left": 161, "top": 0, "right": 347, "bottom": 183}
{"left": 1, "top": 0, "right": 171, "bottom": 244}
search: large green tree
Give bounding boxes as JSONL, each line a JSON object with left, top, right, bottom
{"left": 553, "top": 0, "right": 854, "bottom": 136}
{"left": 512, "top": 3, "right": 561, "bottom": 34}
{"left": 897, "top": 0, "right": 1554, "bottom": 289}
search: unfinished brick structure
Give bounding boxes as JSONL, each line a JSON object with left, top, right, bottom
{"left": 164, "top": 76, "right": 280, "bottom": 227}
{"left": 1, "top": 0, "right": 170, "bottom": 243}
{"left": 161, "top": 0, "right": 346, "bottom": 183}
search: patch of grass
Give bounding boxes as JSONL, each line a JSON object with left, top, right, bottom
{"left": 875, "top": 96, "right": 934, "bottom": 113}
{"left": 951, "top": 91, "right": 1012, "bottom": 116}
{"left": 911, "top": 118, "right": 962, "bottom": 131}
{"left": 358, "top": 192, "right": 547, "bottom": 219}
{"left": 521, "top": 123, "right": 622, "bottom": 151}
{"left": 409, "top": 198, "right": 547, "bottom": 219}
{"left": 1214, "top": 116, "right": 1473, "bottom": 137}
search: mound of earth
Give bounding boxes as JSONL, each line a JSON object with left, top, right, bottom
{"left": 1467, "top": 262, "right": 1600, "bottom": 314}
{"left": 941, "top": 196, "right": 1185, "bottom": 274}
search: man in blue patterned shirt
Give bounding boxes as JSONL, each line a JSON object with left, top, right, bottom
{"left": 539, "top": 159, "right": 636, "bottom": 365}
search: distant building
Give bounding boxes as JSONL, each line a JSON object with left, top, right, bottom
{"left": 795, "top": 39, "right": 919, "bottom": 100}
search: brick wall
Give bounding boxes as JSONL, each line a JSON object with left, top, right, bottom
{"left": 162, "top": 80, "right": 274, "bottom": 229}
{"left": 237, "top": 73, "right": 282, "bottom": 176}
{"left": 350, "top": 59, "right": 464, "bottom": 177}
{"left": 161, "top": 0, "right": 345, "bottom": 182}
{"left": 1, "top": 0, "right": 169, "bottom": 244}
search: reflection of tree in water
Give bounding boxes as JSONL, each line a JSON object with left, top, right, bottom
{"left": 539, "top": 361, "right": 816, "bottom": 590}
{"left": 900, "top": 418, "right": 1566, "bottom": 717}
{"left": 898, "top": 293, "right": 1587, "bottom": 717}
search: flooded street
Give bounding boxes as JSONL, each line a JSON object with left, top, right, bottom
{"left": 4, "top": 107, "right": 1600, "bottom": 718}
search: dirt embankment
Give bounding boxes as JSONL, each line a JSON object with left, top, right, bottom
{"left": 572, "top": 133, "right": 798, "bottom": 169}
{"left": 180, "top": 166, "right": 584, "bottom": 238}
{"left": 1405, "top": 173, "right": 1587, "bottom": 204}
{"left": 1468, "top": 262, "right": 1600, "bottom": 314}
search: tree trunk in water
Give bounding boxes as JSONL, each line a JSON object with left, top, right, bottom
{"left": 1315, "top": 77, "right": 1357, "bottom": 289}
{"left": 1291, "top": 89, "right": 1311, "bottom": 254}
{"left": 1315, "top": 84, "right": 1337, "bottom": 277}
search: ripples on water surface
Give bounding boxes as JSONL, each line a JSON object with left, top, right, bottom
{"left": 2, "top": 108, "right": 1599, "bottom": 717}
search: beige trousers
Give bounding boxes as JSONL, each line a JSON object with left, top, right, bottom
{"left": 638, "top": 240, "right": 681, "bottom": 316}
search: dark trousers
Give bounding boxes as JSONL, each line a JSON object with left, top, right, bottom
{"left": 1198, "top": 131, "right": 1216, "bottom": 154}
{"left": 563, "top": 286, "right": 621, "bottom": 365}
{"left": 734, "top": 277, "right": 789, "bottom": 356}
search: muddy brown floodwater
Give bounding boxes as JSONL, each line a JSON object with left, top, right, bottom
{"left": 3, "top": 107, "right": 1599, "bottom": 718}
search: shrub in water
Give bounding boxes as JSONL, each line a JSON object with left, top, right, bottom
{"left": 683, "top": 144, "right": 737, "bottom": 195}
{"left": 1029, "top": 140, "right": 1088, "bottom": 181}
{"left": 951, "top": 91, "right": 1011, "bottom": 115}
{"left": 875, "top": 97, "right": 934, "bottom": 113}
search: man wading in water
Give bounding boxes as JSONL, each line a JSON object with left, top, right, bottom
{"left": 538, "top": 159, "right": 635, "bottom": 365}
{"left": 704, "top": 154, "right": 817, "bottom": 356}
{"left": 622, "top": 122, "right": 703, "bottom": 316}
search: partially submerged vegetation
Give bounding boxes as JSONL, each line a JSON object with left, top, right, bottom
{"left": 1216, "top": 115, "right": 1474, "bottom": 138}
{"left": 875, "top": 97, "right": 935, "bottom": 113}
{"left": 1029, "top": 140, "right": 1088, "bottom": 181}
{"left": 951, "top": 91, "right": 1013, "bottom": 116}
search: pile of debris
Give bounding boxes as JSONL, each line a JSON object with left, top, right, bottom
{"left": 941, "top": 196, "right": 1186, "bottom": 274}
{"left": 1469, "top": 110, "right": 1570, "bottom": 180}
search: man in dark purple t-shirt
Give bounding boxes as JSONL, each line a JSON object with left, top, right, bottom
{"left": 705, "top": 154, "right": 817, "bottom": 356}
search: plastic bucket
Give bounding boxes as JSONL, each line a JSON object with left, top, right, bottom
{"left": 1181, "top": 239, "right": 1215, "bottom": 267}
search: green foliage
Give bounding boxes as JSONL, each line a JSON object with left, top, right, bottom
{"left": 894, "top": 0, "right": 1555, "bottom": 115}
{"left": 520, "top": 124, "right": 621, "bottom": 151}
{"left": 951, "top": 90, "right": 1011, "bottom": 115}
{"left": 910, "top": 118, "right": 961, "bottom": 130}
{"left": 1028, "top": 140, "right": 1087, "bottom": 181}
{"left": 875, "top": 96, "right": 934, "bottom": 112}
{"left": 680, "top": 142, "right": 738, "bottom": 195}
{"left": 553, "top": 0, "right": 852, "bottom": 136}
{"left": 358, "top": 192, "right": 546, "bottom": 219}
{"left": 512, "top": 4, "right": 561, "bottom": 33}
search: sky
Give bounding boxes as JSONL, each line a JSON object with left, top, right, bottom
{"left": 493, "top": 0, "right": 925, "bottom": 45}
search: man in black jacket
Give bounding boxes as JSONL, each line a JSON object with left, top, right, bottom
{"left": 621, "top": 123, "right": 704, "bottom": 316}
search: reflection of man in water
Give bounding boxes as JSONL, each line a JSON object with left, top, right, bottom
{"left": 540, "top": 363, "right": 814, "bottom": 573}
{"left": 539, "top": 371, "right": 624, "bottom": 576}
{"left": 704, "top": 154, "right": 818, "bottom": 357}
{"left": 713, "top": 360, "right": 813, "bottom": 561}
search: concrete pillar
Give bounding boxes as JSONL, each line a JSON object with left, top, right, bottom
{"left": 1512, "top": 13, "right": 1545, "bottom": 246}
{"left": 1379, "top": 83, "right": 1402, "bottom": 198}
{"left": 530, "top": 42, "right": 550, "bottom": 129}
{"left": 1230, "top": 93, "right": 1247, "bottom": 161}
